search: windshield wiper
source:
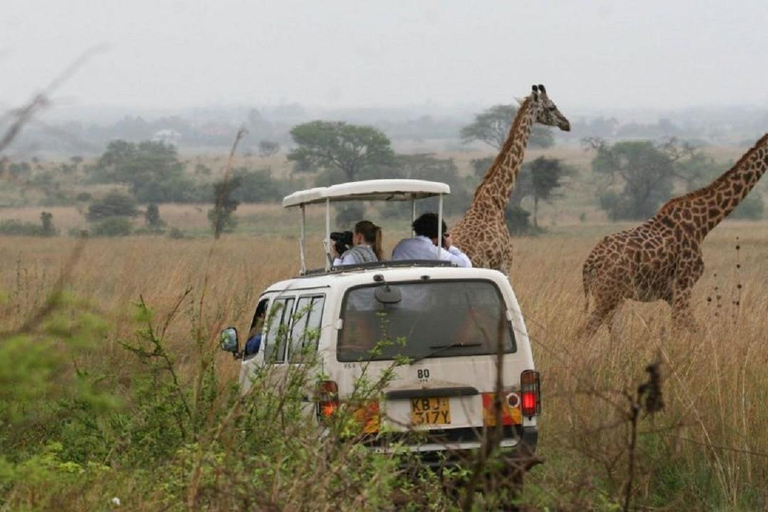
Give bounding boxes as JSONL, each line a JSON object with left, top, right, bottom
{"left": 408, "top": 342, "right": 482, "bottom": 365}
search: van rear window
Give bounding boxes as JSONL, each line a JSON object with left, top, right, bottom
{"left": 338, "top": 280, "right": 516, "bottom": 362}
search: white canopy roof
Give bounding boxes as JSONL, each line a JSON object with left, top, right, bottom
{"left": 282, "top": 179, "right": 450, "bottom": 208}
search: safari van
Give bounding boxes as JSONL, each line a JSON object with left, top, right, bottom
{"left": 220, "top": 179, "right": 541, "bottom": 466}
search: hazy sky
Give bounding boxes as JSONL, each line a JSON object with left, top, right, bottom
{"left": 3, "top": 0, "right": 768, "bottom": 112}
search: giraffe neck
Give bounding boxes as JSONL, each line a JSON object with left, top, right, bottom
{"left": 471, "top": 98, "right": 537, "bottom": 214}
{"left": 659, "top": 134, "right": 768, "bottom": 240}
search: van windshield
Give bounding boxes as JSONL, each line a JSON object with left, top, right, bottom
{"left": 338, "top": 280, "right": 516, "bottom": 362}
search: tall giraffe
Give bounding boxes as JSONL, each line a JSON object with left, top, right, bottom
{"left": 583, "top": 133, "right": 768, "bottom": 335}
{"left": 451, "top": 85, "right": 570, "bottom": 273}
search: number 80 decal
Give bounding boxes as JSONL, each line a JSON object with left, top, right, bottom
{"left": 417, "top": 369, "right": 430, "bottom": 379}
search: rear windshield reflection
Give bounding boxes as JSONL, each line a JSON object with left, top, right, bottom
{"left": 337, "top": 280, "right": 516, "bottom": 362}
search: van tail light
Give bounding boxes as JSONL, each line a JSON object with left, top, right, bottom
{"left": 317, "top": 380, "right": 339, "bottom": 420}
{"left": 520, "top": 370, "right": 541, "bottom": 417}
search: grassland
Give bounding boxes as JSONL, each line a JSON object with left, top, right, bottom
{"left": 1, "top": 141, "right": 767, "bottom": 509}
{"left": 2, "top": 214, "right": 768, "bottom": 509}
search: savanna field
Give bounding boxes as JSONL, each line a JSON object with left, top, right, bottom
{"left": 2, "top": 207, "right": 768, "bottom": 510}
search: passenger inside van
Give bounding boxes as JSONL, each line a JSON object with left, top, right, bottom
{"left": 244, "top": 300, "right": 269, "bottom": 356}
{"left": 391, "top": 213, "right": 472, "bottom": 267}
{"left": 332, "top": 220, "right": 383, "bottom": 266}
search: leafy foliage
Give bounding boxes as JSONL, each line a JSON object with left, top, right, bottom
{"left": 90, "top": 217, "right": 133, "bottom": 237}
{"left": 90, "top": 140, "right": 196, "bottom": 202}
{"left": 288, "top": 121, "right": 396, "bottom": 181}
{"left": 230, "top": 167, "right": 284, "bottom": 203}
{"left": 0, "top": 212, "right": 56, "bottom": 237}
{"left": 505, "top": 204, "right": 532, "bottom": 235}
{"left": 86, "top": 191, "right": 139, "bottom": 221}
{"left": 529, "top": 157, "right": 571, "bottom": 227}
{"left": 590, "top": 140, "right": 677, "bottom": 220}
{"left": 461, "top": 104, "right": 554, "bottom": 150}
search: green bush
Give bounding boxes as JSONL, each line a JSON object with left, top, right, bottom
{"left": 0, "top": 212, "right": 56, "bottom": 237}
{"left": 505, "top": 205, "right": 532, "bottom": 235}
{"left": 167, "top": 227, "right": 185, "bottom": 239}
{"left": 90, "top": 217, "right": 133, "bottom": 237}
{"left": 86, "top": 191, "right": 139, "bottom": 221}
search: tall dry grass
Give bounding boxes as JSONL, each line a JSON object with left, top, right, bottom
{"left": 1, "top": 221, "right": 767, "bottom": 508}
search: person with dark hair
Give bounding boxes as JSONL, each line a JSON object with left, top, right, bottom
{"left": 391, "top": 212, "right": 472, "bottom": 267}
{"left": 333, "top": 220, "right": 383, "bottom": 266}
{"left": 244, "top": 301, "right": 268, "bottom": 356}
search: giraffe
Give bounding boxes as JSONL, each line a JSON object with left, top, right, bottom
{"left": 451, "top": 85, "right": 570, "bottom": 273}
{"left": 582, "top": 133, "right": 768, "bottom": 335}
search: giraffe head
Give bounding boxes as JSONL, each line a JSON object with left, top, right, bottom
{"left": 529, "top": 84, "right": 570, "bottom": 132}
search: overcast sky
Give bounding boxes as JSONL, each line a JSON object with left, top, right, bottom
{"left": 3, "top": 0, "right": 768, "bottom": 113}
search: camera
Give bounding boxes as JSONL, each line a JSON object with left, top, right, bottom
{"left": 330, "top": 231, "right": 353, "bottom": 256}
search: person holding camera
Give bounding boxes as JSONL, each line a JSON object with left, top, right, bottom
{"left": 332, "top": 220, "right": 383, "bottom": 266}
{"left": 391, "top": 212, "right": 472, "bottom": 267}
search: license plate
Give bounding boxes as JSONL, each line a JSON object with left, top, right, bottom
{"left": 411, "top": 397, "right": 451, "bottom": 425}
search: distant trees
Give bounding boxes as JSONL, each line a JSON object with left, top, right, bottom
{"left": 582, "top": 137, "right": 762, "bottom": 222}
{"left": 288, "top": 121, "right": 395, "bottom": 182}
{"left": 471, "top": 155, "right": 570, "bottom": 231}
{"left": 231, "top": 168, "right": 284, "bottom": 203}
{"left": 588, "top": 139, "right": 679, "bottom": 221}
{"left": 504, "top": 157, "right": 570, "bottom": 231}
{"left": 528, "top": 157, "right": 571, "bottom": 227}
{"left": 396, "top": 153, "right": 470, "bottom": 215}
{"left": 0, "top": 211, "right": 56, "bottom": 237}
{"left": 85, "top": 191, "right": 139, "bottom": 236}
{"left": 90, "top": 140, "right": 196, "bottom": 202}
{"left": 461, "top": 104, "right": 554, "bottom": 150}
{"left": 86, "top": 191, "right": 140, "bottom": 221}
{"left": 258, "top": 140, "right": 280, "bottom": 157}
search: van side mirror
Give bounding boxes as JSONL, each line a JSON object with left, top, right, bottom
{"left": 220, "top": 327, "right": 240, "bottom": 357}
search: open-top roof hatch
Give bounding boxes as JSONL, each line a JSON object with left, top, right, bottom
{"left": 281, "top": 179, "right": 452, "bottom": 274}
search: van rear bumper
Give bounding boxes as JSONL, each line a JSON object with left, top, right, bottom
{"left": 364, "top": 425, "right": 539, "bottom": 468}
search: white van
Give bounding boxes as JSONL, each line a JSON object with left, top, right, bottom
{"left": 220, "top": 180, "right": 540, "bottom": 466}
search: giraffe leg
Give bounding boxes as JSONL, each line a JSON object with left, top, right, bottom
{"left": 670, "top": 287, "right": 698, "bottom": 334}
{"left": 583, "top": 298, "right": 620, "bottom": 338}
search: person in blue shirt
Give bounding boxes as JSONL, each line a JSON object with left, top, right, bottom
{"left": 391, "top": 213, "right": 472, "bottom": 267}
{"left": 244, "top": 306, "right": 267, "bottom": 356}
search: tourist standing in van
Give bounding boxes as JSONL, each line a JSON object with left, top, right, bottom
{"left": 333, "top": 220, "right": 383, "bottom": 266}
{"left": 391, "top": 213, "right": 472, "bottom": 267}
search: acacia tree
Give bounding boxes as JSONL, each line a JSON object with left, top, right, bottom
{"left": 288, "top": 121, "right": 395, "bottom": 181}
{"left": 529, "top": 157, "right": 570, "bottom": 227}
{"left": 461, "top": 104, "right": 554, "bottom": 150}
{"left": 91, "top": 140, "right": 192, "bottom": 202}
{"left": 587, "top": 138, "right": 677, "bottom": 220}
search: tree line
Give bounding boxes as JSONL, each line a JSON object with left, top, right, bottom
{"left": 0, "top": 102, "right": 763, "bottom": 238}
